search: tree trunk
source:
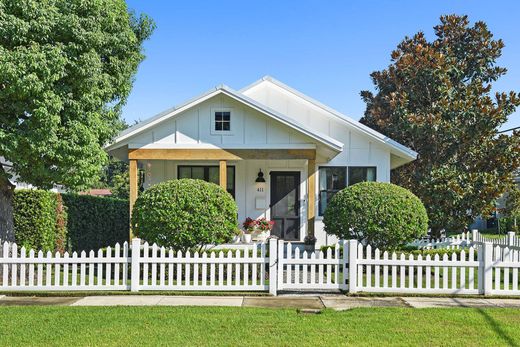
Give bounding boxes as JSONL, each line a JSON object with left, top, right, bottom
{"left": 0, "top": 167, "right": 15, "bottom": 242}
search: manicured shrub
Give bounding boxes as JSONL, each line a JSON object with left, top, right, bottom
{"left": 13, "top": 190, "right": 66, "bottom": 252}
{"left": 62, "top": 194, "right": 129, "bottom": 252}
{"left": 498, "top": 217, "right": 519, "bottom": 234}
{"left": 132, "top": 179, "right": 238, "bottom": 251}
{"left": 323, "top": 182, "right": 428, "bottom": 250}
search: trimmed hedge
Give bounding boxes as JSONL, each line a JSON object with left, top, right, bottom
{"left": 13, "top": 190, "right": 128, "bottom": 253}
{"left": 132, "top": 179, "right": 238, "bottom": 251}
{"left": 62, "top": 194, "right": 129, "bottom": 252}
{"left": 323, "top": 182, "right": 429, "bottom": 250}
{"left": 13, "top": 190, "right": 67, "bottom": 252}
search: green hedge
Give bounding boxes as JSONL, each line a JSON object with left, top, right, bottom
{"left": 62, "top": 194, "right": 129, "bottom": 252}
{"left": 13, "top": 190, "right": 67, "bottom": 252}
{"left": 13, "top": 190, "right": 128, "bottom": 253}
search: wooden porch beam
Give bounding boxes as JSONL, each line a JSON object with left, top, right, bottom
{"left": 219, "top": 160, "right": 227, "bottom": 189}
{"left": 129, "top": 159, "right": 138, "bottom": 240}
{"left": 307, "top": 159, "right": 316, "bottom": 237}
{"left": 128, "top": 148, "right": 316, "bottom": 160}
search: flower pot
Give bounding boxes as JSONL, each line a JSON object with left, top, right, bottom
{"left": 242, "top": 233, "right": 252, "bottom": 243}
{"left": 232, "top": 235, "right": 241, "bottom": 244}
{"left": 253, "top": 230, "right": 270, "bottom": 242}
{"left": 304, "top": 244, "right": 316, "bottom": 253}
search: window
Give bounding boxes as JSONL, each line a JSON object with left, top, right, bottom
{"left": 214, "top": 111, "right": 231, "bottom": 131}
{"left": 178, "top": 165, "right": 235, "bottom": 197}
{"left": 318, "top": 167, "right": 347, "bottom": 216}
{"left": 318, "top": 166, "right": 377, "bottom": 216}
{"left": 348, "top": 167, "right": 376, "bottom": 186}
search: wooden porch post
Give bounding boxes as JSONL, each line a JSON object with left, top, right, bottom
{"left": 219, "top": 160, "right": 227, "bottom": 190}
{"left": 129, "top": 159, "right": 138, "bottom": 240}
{"left": 307, "top": 159, "right": 316, "bottom": 237}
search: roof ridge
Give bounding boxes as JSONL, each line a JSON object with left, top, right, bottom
{"left": 106, "top": 85, "right": 343, "bottom": 152}
{"left": 240, "top": 76, "right": 417, "bottom": 158}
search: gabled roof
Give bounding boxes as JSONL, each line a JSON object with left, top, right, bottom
{"left": 241, "top": 76, "right": 418, "bottom": 161}
{"left": 106, "top": 85, "right": 343, "bottom": 153}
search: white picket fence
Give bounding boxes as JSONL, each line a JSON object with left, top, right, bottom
{"left": 407, "top": 231, "right": 474, "bottom": 250}
{"left": 134, "top": 242, "right": 269, "bottom": 291}
{"left": 1, "top": 237, "right": 520, "bottom": 296}
{"left": 407, "top": 230, "right": 519, "bottom": 250}
{"left": 473, "top": 231, "right": 520, "bottom": 248}
{"left": 0, "top": 241, "right": 129, "bottom": 291}
{"left": 354, "top": 244, "right": 479, "bottom": 294}
{"left": 277, "top": 241, "right": 348, "bottom": 291}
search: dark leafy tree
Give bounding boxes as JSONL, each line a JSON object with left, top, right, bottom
{"left": 360, "top": 15, "right": 520, "bottom": 235}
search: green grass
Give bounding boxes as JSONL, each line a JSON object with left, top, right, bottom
{"left": 480, "top": 233, "right": 508, "bottom": 239}
{"left": 1, "top": 306, "right": 520, "bottom": 346}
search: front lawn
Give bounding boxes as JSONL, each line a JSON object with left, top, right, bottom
{"left": 1, "top": 306, "right": 519, "bottom": 346}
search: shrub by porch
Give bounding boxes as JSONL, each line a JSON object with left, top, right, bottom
{"left": 323, "top": 182, "right": 428, "bottom": 250}
{"left": 131, "top": 179, "right": 238, "bottom": 251}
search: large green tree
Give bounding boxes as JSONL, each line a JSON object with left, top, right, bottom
{"left": 360, "top": 15, "right": 520, "bottom": 235}
{"left": 0, "top": 0, "right": 154, "bottom": 240}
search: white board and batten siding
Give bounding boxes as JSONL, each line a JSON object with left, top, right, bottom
{"left": 129, "top": 95, "right": 313, "bottom": 150}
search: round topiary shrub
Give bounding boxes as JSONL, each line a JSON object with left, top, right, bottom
{"left": 131, "top": 179, "right": 238, "bottom": 251}
{"left": 323, "top": 182, "right": 428, "bottom": 250}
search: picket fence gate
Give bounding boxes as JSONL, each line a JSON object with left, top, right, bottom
{"left": 1, "top": 237, "right": 520, "bottom": 296}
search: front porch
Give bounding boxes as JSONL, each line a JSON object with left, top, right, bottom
{"left": 127, "top": 147, "right": 318, "bottom": 242}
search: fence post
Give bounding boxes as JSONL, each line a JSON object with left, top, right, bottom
{"left": 348, "top": 239, "right": 358, "bottom": 293}
{"left": 341, "top": 240, "right": 348, "bottom": 291}
{"left": 472, "top": 229, "right": 479, "bottom": 244}
{"left": 130, "top": 238, "right": 141, "bottom": 292}
{"left": 479, "top": 242, "right": 493, "bottom": 295}
{"left": 268, "top": 237, "right": 278, "bottom": 296}
{"left": 507, "top": 231, "right": 515, "bottom": 247}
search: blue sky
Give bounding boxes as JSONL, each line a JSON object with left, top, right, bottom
{"left": 123, "top": 0, "right": 520, "bottom": 131}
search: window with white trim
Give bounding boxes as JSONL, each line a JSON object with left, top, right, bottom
{"left": 318, "top": 166, "right": 377, "bottom": 216}
{"left": 214, "top": 111, "right": 231, "bottom": 132}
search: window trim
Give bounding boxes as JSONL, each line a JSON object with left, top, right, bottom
{"left": 211, "top": 108, "right": 234, "bottom": 135}
{"left": 347, "top": 166, "right": 377, "bottom": 186}
{"left": 317, "top": 166, "right": 378, "bottom": 216}
{"left": 177, "top": 165, "right": 236, "bottom": 197}
{"left": 318, "top": 166, "right": 347, "bottom": 217}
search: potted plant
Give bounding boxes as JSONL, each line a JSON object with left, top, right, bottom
{"left": 252, "top": 218, "right": 274, "bottom": 242}
{"left": 232, "top": 229, "right": 242, "bottom": 244}
{"left": 304, "top": 235, "right": 317, "bottom": 253}
{"left": 242, "top": 217, "right": 255, "bottom": 243}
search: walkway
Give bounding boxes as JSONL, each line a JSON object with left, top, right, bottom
{"left": 1, "top": 294, "right": 520, "bottom": 309}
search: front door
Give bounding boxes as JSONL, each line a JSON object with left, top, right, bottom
{"left": 270, "top": 171, "right": 300, "bottom": 241}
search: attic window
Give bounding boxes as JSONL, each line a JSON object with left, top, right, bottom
{"left": 214, "top": 111, "right": 231, "bottom": 131}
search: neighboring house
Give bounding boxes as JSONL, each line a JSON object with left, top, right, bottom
{"left": 471, "top": 173, "right": 520, "bottom": 230}
{"left": 106, "top": 76, "right": 417, "bottom": 246}
{"left": 0, "top": 157, "right": 63, "bottom": 192}
{"left": 79, "top": 189, "right": 112, "bottom": 197}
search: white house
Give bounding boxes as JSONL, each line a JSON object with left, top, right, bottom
{"left": 106, "top": 76, "right": 417, "bottom": 246}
